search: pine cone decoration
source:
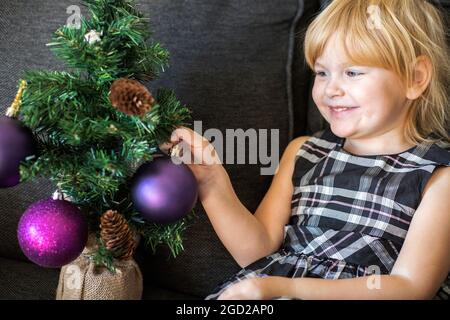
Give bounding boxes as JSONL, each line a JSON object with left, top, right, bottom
{"left": 109, "top": 78, "right": 155, "bottom": 116}
{"left": 100, "top": 210, "right": 136, "bottom": 260}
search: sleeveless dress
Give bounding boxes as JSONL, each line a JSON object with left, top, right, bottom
{"left": 205, "top": 128, "right": 450, "bottom": 300}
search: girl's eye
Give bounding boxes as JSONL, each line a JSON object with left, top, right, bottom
{"left": 346, "top": 70, "right": 363, "bottom": 77}
{"left": 315, "top": 71, "right": 327, "bottom": 77}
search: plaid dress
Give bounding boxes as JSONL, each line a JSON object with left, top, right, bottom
{"left": 205, "top": 128, "right": 450, "bottom": 300}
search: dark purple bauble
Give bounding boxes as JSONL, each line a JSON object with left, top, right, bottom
{"left": 131, "top": 156, "right": 198, "bottom": 224}
{"left": 17, "top": 199, "right": 88, "bottom": 268}
{"left": 0, "top": 116, "right": 37, "bottom": 188}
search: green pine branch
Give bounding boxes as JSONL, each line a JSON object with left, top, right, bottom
{"left": 17, "top": 0, "right": 196, "bottom": 266}
{"left": 47, "top": 0, "right": 169, "bottom": 84}
{"left": 132, "top": 209, "right": 198, "bottom": 258}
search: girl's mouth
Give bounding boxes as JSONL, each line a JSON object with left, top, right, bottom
{"left": 328, "top": 106, "right": 359, "bottom": 117}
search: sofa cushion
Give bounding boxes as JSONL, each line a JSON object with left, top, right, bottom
{"left": 0, "top": 257, "right": 60, "bottom": 300}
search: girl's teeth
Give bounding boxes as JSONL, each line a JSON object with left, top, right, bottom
{"left": 333, "top": 107, "right": 350, "bottom": 112}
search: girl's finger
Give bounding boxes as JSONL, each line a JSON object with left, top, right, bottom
{"left": 171, "top": 127, "right": 209, "bottom": 148}
{"left": 158, "top": 141, "right": 173, "bottom": 155}
{"left": 170, "top": 127, "right": 192, "bottom": 143}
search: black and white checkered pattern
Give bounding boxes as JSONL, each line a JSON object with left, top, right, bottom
{"left": 206, "top": 129, "right": 450, "bottom": 300}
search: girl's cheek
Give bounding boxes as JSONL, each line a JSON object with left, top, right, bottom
{"left": 312, "top": 81, "right": 323, "bottom": 106}
{"left": 347, "top": 81, "right": 373, "bottom": 105}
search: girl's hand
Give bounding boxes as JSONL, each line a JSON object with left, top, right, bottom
{"left": 217, "top": 277, "right": 275, "bottom": 300}
{"left": 158, "top": 126, "right": 224, "bottom": 201}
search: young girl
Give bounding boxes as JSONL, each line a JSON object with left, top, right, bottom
{"left": 160, "top": 0, "right": 450, "bottom": 299}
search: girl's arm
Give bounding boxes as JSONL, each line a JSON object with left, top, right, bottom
{"left": 201, "top": 136, "right": 310, "bottom": 268}
{"left": 220, "top": 166, "right": 450, "bottom": 299}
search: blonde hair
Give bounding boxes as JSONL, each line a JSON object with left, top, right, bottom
{"left": 304, "top": 0, "right": 450, "bottom": 144}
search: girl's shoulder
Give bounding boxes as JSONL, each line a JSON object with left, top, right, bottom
{"left": 421, "top": 164, "right": 450, "bottom": 199}
{"left": 408, "top": 136, "right": 450, "bottom": 174}
{"left": 424, "top": 139, "right": 450, "bottom": 165}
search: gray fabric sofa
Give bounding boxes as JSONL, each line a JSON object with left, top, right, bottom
{"left": 0, "top": 0, "right": 448, "bottom": 300}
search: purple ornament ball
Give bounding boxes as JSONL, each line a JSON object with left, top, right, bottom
{"left": 131, "top": 156, "right": 198, "bottom": 224}
{"left": 17, "top": 199, "right": 88, "bottom": 268}
{"left": 0, "top": 116, "right": 37, "bottom": 188}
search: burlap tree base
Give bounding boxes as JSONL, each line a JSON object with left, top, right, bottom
{"left": 56, "top": 235, "right": 143, "bottom": 300}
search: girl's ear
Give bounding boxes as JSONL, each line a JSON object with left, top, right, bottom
{"left": 406, "top": 55, "right": 432, "bottom": 100}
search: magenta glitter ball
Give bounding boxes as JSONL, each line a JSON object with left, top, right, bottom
{"left": 0, "top": 116, "right": 37, "bottom": 188}
{"left": 17, "top": 199, "right": 88, "bottom": 268}
{"left": 131, "top": 156, "right": 198, "bottom": 224}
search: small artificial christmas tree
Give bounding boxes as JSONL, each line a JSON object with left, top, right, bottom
{"left": 9, "top": 0, "right": 196, "bottom": 269}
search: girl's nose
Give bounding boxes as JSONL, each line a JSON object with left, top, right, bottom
{"left": 325, "top": 77, "right": 345, "bottom": 98}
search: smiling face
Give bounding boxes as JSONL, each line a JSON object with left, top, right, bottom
{"left": 312, "top": 35, "right": 411, "bottom": 142}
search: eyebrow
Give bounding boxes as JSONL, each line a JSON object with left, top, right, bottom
{"left": 314, "top": 62, "right": 326, "bottom": 68}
